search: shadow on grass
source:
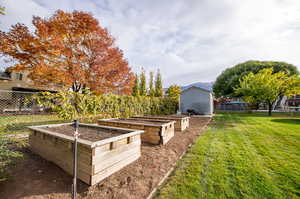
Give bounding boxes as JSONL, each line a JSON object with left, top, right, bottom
{"left": 210, "top": 114, "right": 244, "bottom": 129}
{"left": 271, "top": 118, "right": 300, "bottom": 125}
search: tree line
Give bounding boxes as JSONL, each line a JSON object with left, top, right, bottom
{"left": 131, "top": 69, "right": 181, "bottom": 100}
{"left": 132, "top": 69, "right": 163, "bottom": 97}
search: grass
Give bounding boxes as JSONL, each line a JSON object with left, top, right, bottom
{"left": 155, "top": 113, "right": 300, "bottom": 199}
{"left": 0, "top": 114, "right": 63, "bottom": 136}
{"left": 0, "top": 114, "right": 64, "bottom": 182}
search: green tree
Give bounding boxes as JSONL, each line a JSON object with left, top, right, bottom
{"left": 213, "top": 61, "right": 299, "bottom": 98}
{"left": 149, "top": 71, "right": 155, "bottom": 97}
{"left": 139, "top": 69, "right": 147, "bottom": 96}
{"left": 155, "top": 70, "right": 163, "bottom": 97}
{"left": 166, "top": 85, "right": 181, "bottom": 99}
{"left": 235, "top": 68, "right": 300, "bottom": 116}
{"left": 132, "top": 74, "right": 140, "bottom": 96}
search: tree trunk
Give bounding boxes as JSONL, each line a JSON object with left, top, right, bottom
{"left": 268, "top": 102, "right": 273, "bottom": 116}
{"left": 72, "top": 81, "right": 83, "bottom": 116}
{"left": 256, "top": 103, "right": 260, "bottom": 110}
{"left": 72, "top": 81, "right": 82, "bottom": 93}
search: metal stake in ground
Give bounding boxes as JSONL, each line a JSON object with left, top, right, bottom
{"left": 72, "top": 120, "right": 79, "bottom": 199}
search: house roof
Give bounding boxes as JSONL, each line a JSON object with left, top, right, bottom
{"left": 0, "top": 77, "right": 11, "bottom": 80}
{"left": 12, "top": 87, "right": 58, "bottom": 93}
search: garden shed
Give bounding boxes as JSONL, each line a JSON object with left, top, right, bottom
{"left": 180, "top": 85, "right": 213, "bottom": 115}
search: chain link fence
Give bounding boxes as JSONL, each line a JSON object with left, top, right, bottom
{"left": 0, "top": 90, "right": 47, "bottom": 115}
{"left": 0, "top": 90, "right": 60, "bottom": 182}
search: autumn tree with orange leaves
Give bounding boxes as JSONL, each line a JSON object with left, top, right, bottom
{"left": 0, "top": 10, "right": 134, "bottom": 94}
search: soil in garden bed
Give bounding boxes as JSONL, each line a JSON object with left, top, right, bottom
{"left": 110, "top": 119, "right": 170, "bottom": 125}
{"left": 151, "top": 115, "right": 188, "bottom": 118}
{"left": 41, "top": 125, "right": 124, "bottom": 142}
{"left": 0, "top": 117, "right": 211, "bottom": 199}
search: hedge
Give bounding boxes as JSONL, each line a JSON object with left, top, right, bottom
{"left": 34, "top": 91, "right": 178, "bottom": 120}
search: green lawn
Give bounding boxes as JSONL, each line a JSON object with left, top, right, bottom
{"left": 0, "top": 114, "right": 64, "bottom": 181}
{"left": 156, "top": 113, "right": 300, "bottom": 199}
{"left": 0, "top": 114, "right": 63, "bottom": 136}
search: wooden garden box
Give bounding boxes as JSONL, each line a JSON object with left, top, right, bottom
{"left": 97, "top": 118, "right": 175, "bottom": 145}
{"left": 28, "top": 123, "right": 144, "bottom": 185}
{"left": 132, "top": 115, "right": 190, "bottom": 131}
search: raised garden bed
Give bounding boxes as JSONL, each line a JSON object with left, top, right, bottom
{"left": 1, "top": 117, "right": 211, "bottom": 199}
{"left": 132, "top": 115, "right": 190, "bottom": 131}
{"left": 97, "top": 118, "right": 175, "bottom": 145}
{"left": 28, "top": 123, "right": 144, "bottom": 185}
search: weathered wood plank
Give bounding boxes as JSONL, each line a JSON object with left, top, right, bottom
{"left": 30, "top": 140, "right": 92, "bottom": 184}
{"left": 94, "top": 138, "right": 140, "bottom": 155}
{"left": 132, "top": 115, "right": 190, "bottom": 131}
{"left": 93, "top": 145, "right": 140, "bottom": 174}
{"left": 93, "top": 140, "right": 141, "bottom": 165}
{"left": 91, "top": 152, "right": 140, "bottom": 185}
{"left": 30, "top": 135, "right": 93, "bottom": 170}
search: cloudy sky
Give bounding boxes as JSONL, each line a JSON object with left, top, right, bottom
{"left": 0, "top": 0, "right": 300, "bottom": 87}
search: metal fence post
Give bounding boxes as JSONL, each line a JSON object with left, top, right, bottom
{"left": 72, "top": 120, "right": 79, "bottom": 199}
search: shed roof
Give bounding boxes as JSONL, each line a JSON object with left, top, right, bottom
{"left": 181, "top": 85, "right": 212, "bottom": 93}
{"left": 181, "top": 82, "right": 213, "bottom": 92}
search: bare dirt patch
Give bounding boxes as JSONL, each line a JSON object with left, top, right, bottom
{"left": 41, "top": 125, "right": 125, "bottom": 142}
{"left": 0, "top": 117, "right": 210, "bottom": 199}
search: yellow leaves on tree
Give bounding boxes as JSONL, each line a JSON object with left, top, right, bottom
{"left": 235, "top": 68, "right": 300, "bottom": 115}
{"left": 166, "top": 85, "right": 181, "bottom": 100}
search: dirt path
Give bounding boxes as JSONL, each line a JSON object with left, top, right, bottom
{"left": 0, "top": 117, "right": 211, "bottom": 199}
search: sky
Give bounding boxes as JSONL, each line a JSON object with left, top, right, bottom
{"left": 0, "top": 0, "right": 300, "bottom": 87}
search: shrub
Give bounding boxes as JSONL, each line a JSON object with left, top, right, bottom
{"left": 34, "top": 91, "right": 178, "bottom": 120}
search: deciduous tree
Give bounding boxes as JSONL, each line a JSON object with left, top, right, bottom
{"left": 0, "top": 10, "right": 134, "bottom": 94}
{"left": 166, "top": 85, "right": 181, "bottom": 99}
{"left": 235, "top": 68, "right": 300, "bottom": 116}
{"left": 214, "top": 61, "right": 299, "bottom": 98}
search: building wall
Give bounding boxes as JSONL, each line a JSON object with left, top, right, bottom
{"left": 180, "top": 87, "right": 213, "bottom": 115}
{"left": 0, "top": 70, "right": 60, "bottom": 92}
{"left": 0, "top": 70, "right": 61, "bottom": 112}
{"left": 0, "top": 71, "right": 32, "bottom": 90}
